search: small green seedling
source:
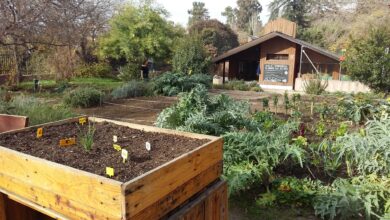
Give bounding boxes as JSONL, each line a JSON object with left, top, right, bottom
{"left": 78, "top": 122, "right": 95, "bottom": 152}
{"left": 272, "top": 95, "right": 279, "bottom": 113}
{"left": 262, "top": 98, "right": 270, "bottom": 111}
{"left": 284, "top": 91, "right": 290, "bottom": 115}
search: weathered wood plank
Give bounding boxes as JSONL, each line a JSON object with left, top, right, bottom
{"left": 167, "top": 180, "right": 228, "bottom": 220}
{"left": 0, "top": 116, "right": 83, "bottom": 135}
{"left": 131, "top": 161, "right": 222, "bottom": 220}
{"left": 205, "top": 181, "right": 228, "bottom": 220}
{"left": 124, "top": 138, "right": 223, "bottom": 218}
{"left": 179, "top": 202, "right": 205, "bottom": 220}
{"left": 0, "top": 147, "right": 123, "bottom": 220}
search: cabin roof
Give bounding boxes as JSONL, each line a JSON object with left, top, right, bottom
{"left": 212, "top": 32, "right": 340, "bottom": 63}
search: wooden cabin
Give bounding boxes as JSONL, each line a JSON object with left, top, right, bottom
{"left": 212, "top": 19, "right": 342, "bottom": 91}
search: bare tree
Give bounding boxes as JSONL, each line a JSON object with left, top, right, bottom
{"left": 0, "top": 0, "right": 117, "bottom": 83}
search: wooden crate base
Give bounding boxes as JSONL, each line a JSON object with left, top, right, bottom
{"left": 166, "top": 179, "right": 228, "bottom": 220}
{"left": 0, "top": 180, "right": 228, "bottom": 220}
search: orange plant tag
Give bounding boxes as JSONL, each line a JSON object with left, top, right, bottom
{"left": 79, "top": 117, "right": 87, "bottom": 125}
{"left": 59, "top": 138, "right": 76, "bottom": 147}
{"left": 36, "top": 128, "right": 43, "bottom": 139}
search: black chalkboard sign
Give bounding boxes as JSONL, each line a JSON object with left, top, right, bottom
{"left": 263, "top": 64, "right": 289, "bottom": 83}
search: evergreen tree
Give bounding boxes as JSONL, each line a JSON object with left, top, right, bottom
{"left": 221, "top": 6, "right": 237, "bottom": 28}
{"left": 188, "top": 2, "right": 210, "bottom": 26}
{"left": 235, "top": 0, "right": 262, "bottom": 35}
{"left": 343, "top": 27, "right": 390, "bottom": 93}
{"left": 189, "top": 19, "right": 239, "bottom": 55}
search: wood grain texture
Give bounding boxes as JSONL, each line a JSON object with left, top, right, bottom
{"left": 131, "top": 162, "right": 223, "bottom": 220}
{"left": 263, "top": 18, "right": 297, "bottom": 38}
{"left": 167, "top": 180, "right": 228, "bottom": 220}
{"left": 90, "top": 117, "right": 218, "bottom": 141}
{"left": 205, "top": 181, "right": 228, "bottom": 220}
{"left": 0, "top": 147, "right": 123, "bottom": 220}
{"left": 124, "top": 138, "right": 223, "bottom": 218}
{"left": 260, "top": 37, "right": 297, "bottom": 86}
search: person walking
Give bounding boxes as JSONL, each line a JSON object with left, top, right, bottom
{"left": 141, "top": 60, "right": 149, "bottom": 80}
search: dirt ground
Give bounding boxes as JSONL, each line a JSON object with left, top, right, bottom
{"left": 75, "top": 91, "right": 273, "bottom": 126}
{"left": 75, "top": 96, "right": 177, "bottom": 125}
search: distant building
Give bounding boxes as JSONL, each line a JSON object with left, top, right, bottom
{"left": 212, "top": 18, "right": 369, "bottom": 93}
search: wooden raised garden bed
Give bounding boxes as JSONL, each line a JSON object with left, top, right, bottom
{"left": 0, "top": 117, "right": 223, "bottom": 220}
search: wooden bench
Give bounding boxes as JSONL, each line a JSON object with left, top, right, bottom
{"left": 0, "top": 114, "right": 29, "bottom": 133}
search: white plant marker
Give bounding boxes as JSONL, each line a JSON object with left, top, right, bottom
{"left": 121, "top": 149, "right": 128, "bottom": 163}
{"left": 113, "top": 135, "right": 118, "bottom": 143}
{"left": 145, "top": 142, "right": 151, "bottom": 151}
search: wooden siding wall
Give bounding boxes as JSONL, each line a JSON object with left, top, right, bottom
{"left": 259, "top": 37, "right": 297, "bottom": 86}
{"left": 301, "top": 48, "right": 340, "bottom": 80}
{"left": 263, "top": 19, "right": 297, "bottom": 38}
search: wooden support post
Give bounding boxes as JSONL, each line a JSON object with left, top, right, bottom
{"left": 222, "top": 61, "right": 226, "bottom": 84}
{"left": 299, "top": 46, "right": 303, "bottom": 78}
{"left": 0, "top": 193, "right": 6, "bottom": 220}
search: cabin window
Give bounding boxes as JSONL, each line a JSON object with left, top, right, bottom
{"left": 266, "top": 54, "right": 289, "bottom": 60}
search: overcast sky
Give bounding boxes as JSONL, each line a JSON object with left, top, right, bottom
{"left": 155, "top": 0, "right": 272, "bottom": 26}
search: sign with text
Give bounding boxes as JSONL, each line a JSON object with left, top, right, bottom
{"left": 264, "top": 64, "right": 289, "bottom": 83}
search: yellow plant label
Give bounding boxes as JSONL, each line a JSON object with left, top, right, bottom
{"left": 113, "top": 144, "right": 122, "bottom": 151}
{"left": 106, "top": 167, "right": 114, "bottom": 177}
{"left": 59, "top": 138, "right": 76, "bottom": 147}
{"left": 79, "top": 117, "right": 87, "bottom": 125}
{"left": 121, "top": 149, "right": 128, "bottom": 163}
{"left": 36, "top": 128, "right": 43, "bottom": 138}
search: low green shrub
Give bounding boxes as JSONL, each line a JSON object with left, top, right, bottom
{"left": 172, "top": 35, "right": 211, "bottom": 75}
{"left": 156, "top": 85, "right": 255, "bottom": 135}
{"left": 111, "top": 81, "right": 152, "bottom": 99}
{"left": 213, "top": 80, "right": 262, "bottom": 92}
{"left": 117, "top": 63, "right": 141, "bottom": 81}
{"left": 75, "top": 62, "right": 113, "bottom": 78}
{"left": 257, "top": 177, "right": 325, "bottom": 208}
{"left": 64, "top": 87, "right": 103, "bottom": 108}
{"left": 223, "top": 121, "right": 302, "bottom": 195}
{"left": 1, "top": 96, "right": 74, "bottom": 125}
{"left": 314, "top": 175, "right": 390, "bottom": 220}
{"left": 153, "top": 72, "right": 212, "bottom": 96}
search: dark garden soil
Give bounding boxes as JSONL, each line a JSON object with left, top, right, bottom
{"left": 0, "top": 121, "right": 209, "bottom": 182}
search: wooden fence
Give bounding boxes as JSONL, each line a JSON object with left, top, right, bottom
{"left": 0, "top": 53, "right": 15, "bottom": 76}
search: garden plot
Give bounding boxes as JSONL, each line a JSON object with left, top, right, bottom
{"left": 74, "top": 96, "right": 177, "bottom": 125}
{"left": 0, "top": 117, "right": 223, "bottom": 220}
